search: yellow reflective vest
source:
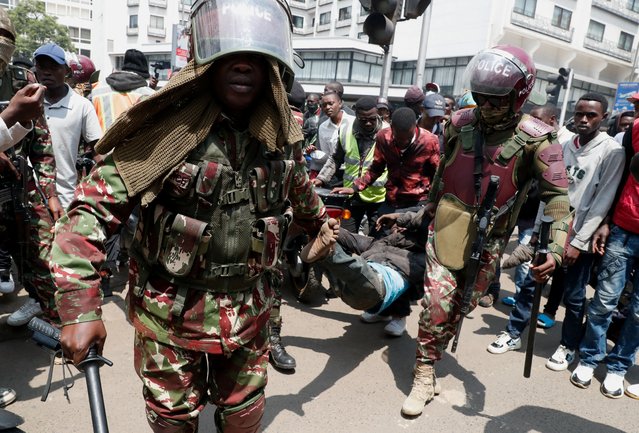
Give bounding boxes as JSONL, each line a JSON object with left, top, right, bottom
{"left": 92, "top": 82, "right": 154, "bottom": 132}
{"left": 342, "top": 123, "right": 387, "bottom": 203}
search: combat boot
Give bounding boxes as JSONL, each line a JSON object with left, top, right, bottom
{"left": 269, "top": 322, "right": 296, "bottom": 370}
{"left": 401, "top": 362, "right": 437, "bottom": 416}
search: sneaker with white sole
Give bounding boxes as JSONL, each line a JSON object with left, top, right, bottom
{"left": 570, "top": 364, "right": 594, "bottom": 388}
{"left": 625, "top": 383, "right": 639, "bottom": 399}
{"left": 384, "top": 317, "right": 406, "bottom": 337}
{"left": 7, "top": 298, "right": 43, "bottom": 327}
{"left": 0, "top": 269, "right": 14, "bottom": 294}
{"left": 601, "top": 372, "right": 625, "bottom": 399}
{"left": 487, "top": 332, "right": 521, "bottom": 354}
{"left": 0, "top": 387, "right": 16, "bottom": 408}
{"left": 360, "top": 311, "right": 391, "bottom": 323}
{"left": 546, "top": 344, "right": 575, "bottom": 371}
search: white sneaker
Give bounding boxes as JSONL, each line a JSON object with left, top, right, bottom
{"left": 384, "top": 317, "right": 406, "bottom": 337}
{"left": 0, "top": 270, "right": 14, "bottom": 294}
{"left": 487, "top": 332, "right": 521, "bottom": 354}
{"left": 7, "top": 298, "right": 43, "bottom": 326}
{"left": 625, "top": 383, "right": 639, "bottom": 399}
{"left": 545, "top": 344, "right": 575, "bottom": 371}
{"left": 0, "top": 387, "right": 16, "bottom": 408}
{"left": 360, "top": 311, "right": 391, "bottom": 323}
{"left": 570, "top": 364, "right": 594, "bottom": 388}
{"left": 601, "top": 372, "right": 625, "bottom": 399}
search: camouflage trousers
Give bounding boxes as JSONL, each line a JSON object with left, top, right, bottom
{"left": 0, "top": 182, "right": 57, "bottom": 319}
{"left": 134, "top": 329, "right": 269, "bottom": 431}
{"left": 416, "top": 229, "right": 507, "bottom": 363}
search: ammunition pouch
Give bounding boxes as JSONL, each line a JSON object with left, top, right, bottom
{"left": 433, "top": 193, "right": 477, "bottom": 271}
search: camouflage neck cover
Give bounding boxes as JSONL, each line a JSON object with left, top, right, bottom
{"left": 95, "top": 58, "right": 303, "bottom": 206}
{"left": 0, "top": 36, "right": 15, "bottom": 71}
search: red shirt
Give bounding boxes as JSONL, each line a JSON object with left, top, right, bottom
{"left": 613, "top": 119, "right": 639, "bottom": 234}
{"left": 356, "top": 126, "right": 440, "bottom": 206}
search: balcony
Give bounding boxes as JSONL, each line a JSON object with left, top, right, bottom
{"left": 147, "top": 26, "right": 166, "bottom": 38}
{"left": 336, "top": 18, "right": 351, "bottom": 28}
{"left": 592, "top": 0, "right": 639, "bottom": 24}
{"left": 293, "top": 27, "right": 313, "bottom": 36}
{"left": 126, "top": 26, "right": 139, "bottom": 36}
{"left": 178, "top": 2, "right": 191, "bottom": 13}
{"left": 127, "top": 0, "right": 139, "bottom": 6}
{"left": 584, "top": 37, "right": 633, "bottom": 62}
{"left": 149, "top": 0, "right": 167, "bottom": 7}
{"left": 510, "top": 10, "right": 574, "bottom": 42}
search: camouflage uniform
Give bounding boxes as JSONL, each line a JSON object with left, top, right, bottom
{"left": 51, "top": 119, "right": 324, "bottom": 431}
{"left": 0, "top": 66, "right": 58, "bottom": 318}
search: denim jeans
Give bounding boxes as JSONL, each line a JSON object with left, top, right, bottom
{"left": 506, "top": 252, "right": 594, "bottom": 343}
{"left": 514, "top": 227, "right": 533, "bottom": 293}
{"left": 579, "top": 225, "right": 639, "bottom": 375}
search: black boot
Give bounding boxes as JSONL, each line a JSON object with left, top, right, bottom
{"left": 269, "top": 323, "right": 296, "bottom": 370}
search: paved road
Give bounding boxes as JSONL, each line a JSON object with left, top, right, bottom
{"left": 1, "top": 262, "right": 637, "bottom": 433}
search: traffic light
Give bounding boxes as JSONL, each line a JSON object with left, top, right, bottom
{"left": 546, "top": 67, "right": 570, "bottom": 106}
{"left": 362, "top": 0, "right": 401, "bottom": 46}
{"left": 404, "top": 0, "right": 432, "bottom": 19}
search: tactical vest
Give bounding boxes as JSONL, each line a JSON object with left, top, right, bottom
{"left": 92, "top": 82, "right": 152, "bottom": 132}
{"left": 433, "top": 110, "right": 555, "bottom": 270}
{"left": 130, "top": 126, "right": 294, "bottom": 299}
{"left": 342, "top": 123, "right": 387, "bottom": 203}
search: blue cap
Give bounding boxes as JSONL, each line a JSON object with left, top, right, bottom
{"left": 33, "top": 43, "right": 66, "bottom": 65}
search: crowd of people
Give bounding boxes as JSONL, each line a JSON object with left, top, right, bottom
{"left": 0, "top": 0, "right": 638, "bottom": 431}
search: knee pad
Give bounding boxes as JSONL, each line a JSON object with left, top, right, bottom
{"left": 215, "top": 391, "right": 265, "bottom": 433}
{"left": 146, "top": 408, "right": 198, "bottom": 433}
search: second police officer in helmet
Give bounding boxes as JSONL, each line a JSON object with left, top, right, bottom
{"left": 398, "top": 45, "right": 573, "bottom": 416}
{"left": 49, "top": 1, "right": 326, "bottom": 432}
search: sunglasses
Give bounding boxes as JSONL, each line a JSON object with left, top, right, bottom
{"left": 472, "top": 92, "right": 509, "bottom": 108}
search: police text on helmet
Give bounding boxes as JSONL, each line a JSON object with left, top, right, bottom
{"left": 476, "top": 60, "right": 512, "bottom": 78}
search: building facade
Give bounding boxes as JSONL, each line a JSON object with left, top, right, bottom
{"left": 1, "top": 0, "right": 638, "bottom": 112}
{"left": 289, "top": 0, "right": 639, "bottom": 111}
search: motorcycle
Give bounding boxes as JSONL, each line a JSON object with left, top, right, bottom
{"left": 284, "top": 187, "right": 351, "bottom": 303}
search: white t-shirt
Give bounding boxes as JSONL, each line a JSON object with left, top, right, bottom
{"left": 313, "top": 112, "right": 354, "bottom": 172}
{"left": 44, "top": 85, "right": 103, "bottom": 209}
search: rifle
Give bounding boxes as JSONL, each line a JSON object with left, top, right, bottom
{"left": 28, "top": 317, "right": 113, "bottom": 433}
{"left": 523, "top": 215, "right": 554, "bottom": 378}
{"left": 451, "top": 175, "right": 500, "bottom": 353}
{"left": 7, "top": 148, "right": 30, "bottom": 283}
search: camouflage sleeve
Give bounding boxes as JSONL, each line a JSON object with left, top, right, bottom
{"left": 288, "top": 140, "right": 326, "bottom": 235}
{"left": 27, "top": 115, "right": 57, "bottom": 199}
{"left": 51, "top": 155, "right": 138, "bottom": 325}
{"left": 529, "top": 138, "right": 572, "bottom": 265}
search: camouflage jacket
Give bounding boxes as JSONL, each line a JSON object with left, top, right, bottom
{"left": 51, "top": 122, "right": 325, "bottom": 352}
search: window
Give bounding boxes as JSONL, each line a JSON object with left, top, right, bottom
{"left": 551, "top": 6, "right": 571, "bottom": 30}
{"left": 68, "top": 26, "right": 91, "bottom": 44}
{"left": 292, "top": 15, "right": 304, "bottom": 29}
{"left": 319, "top": 12, "right": 331, "bottom": 25}
{"left": 360, "top": 6, "right": 369, "bottom": 16}
{"left": 338, "top": 6, "right": 351, "bottom": 21}
{"left": 586, "top": 20, "right": 605, "bottom": 42}
{"left": 514, "top": 0, "right": 536, "bottom": 17}
{"left": 150, "top": 15, "right": 164, "bottom": 29}
{"left": 129, "top": 15, "right": 138, "bottom": 28}
{"left": 79, "top": 49, "right": 91, "bottom": 57}
{"left": 619, "top": 31, "right": 634, "bottom": 51}
{"left": 628, "top": 0, "right": 639, "bottom": 13}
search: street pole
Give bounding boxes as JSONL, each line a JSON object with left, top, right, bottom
{"left": 380, "top": 43, "right": 394, "bottom": 98}
{"left": 415, "top": 2, "right": 433, "bottom": 89}
{"left": 559, "top": 69, "right": 574, "bottom": 126}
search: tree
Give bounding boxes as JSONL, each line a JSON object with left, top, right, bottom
{"left": 8, "top": 0, "right": 74, "bottom": 59}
